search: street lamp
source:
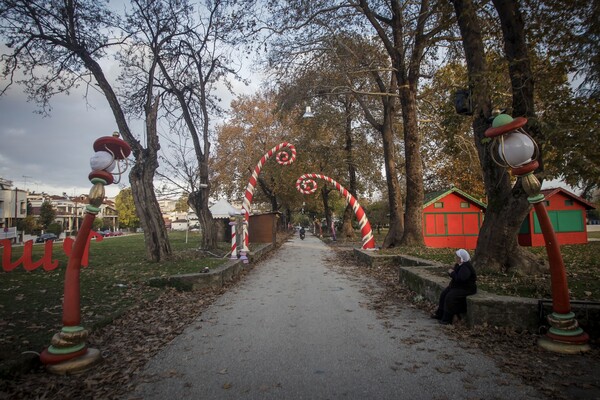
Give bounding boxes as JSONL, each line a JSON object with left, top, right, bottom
{"left": 40, "top": 132, "right": 131, "bottom": 373}
{"left": 485, "top": 114, "right": 590, "bottom": 354}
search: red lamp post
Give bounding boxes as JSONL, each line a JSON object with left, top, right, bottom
{"left": 485, "top": 115, "right": 590, "bottom": 354}
{"left": 40, "top": 132, "right": 131, "bottom": 374}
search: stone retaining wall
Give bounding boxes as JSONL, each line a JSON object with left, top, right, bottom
{"left": 149, "top": 243, "right": 273, "bottom": 291}
{"left": 353, "top": 249, "right": 600, "bottom": 336}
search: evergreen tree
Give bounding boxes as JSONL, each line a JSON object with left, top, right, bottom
{"left": 39, "top": 201, "right": 55, "bottom": 230}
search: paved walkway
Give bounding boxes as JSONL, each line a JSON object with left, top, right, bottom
{"left": 131, "top": 234, "right": 543, "bottom": 400}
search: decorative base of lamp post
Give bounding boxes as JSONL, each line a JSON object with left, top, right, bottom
{"left": 537, "top": 312, "right": 591, "bottom": 354}
{"left": 40, "top": 325, "right": 103, "bottom": 374}
{"left": 538, "top": 337, "right": 591, "bottom": 354}
{"left": 44, "top": 348, "right": 102, "bottom": 375}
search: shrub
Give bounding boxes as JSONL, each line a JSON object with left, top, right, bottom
{"left": 46, "top": 222, "right": 63, "bottom": 237}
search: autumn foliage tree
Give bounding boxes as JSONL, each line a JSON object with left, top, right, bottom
{"left": 115, "top": 188, "right": 140, "bottom": 229}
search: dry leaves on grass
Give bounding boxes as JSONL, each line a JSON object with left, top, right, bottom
{"left": 0, "top": 236, "right": 294, "bottom": 400}
{"left": 0, "top": 282, "right": 232, "bottom": 400}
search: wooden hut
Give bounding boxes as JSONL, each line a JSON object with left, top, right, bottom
{"left": 422, "top": 187, "right": 486, "bottom": 249}
{"left": 518, "top": 187, "right": 595, "bottom": 246}
{"left": 249, "top": 212, "right": 281, "bottom": 245}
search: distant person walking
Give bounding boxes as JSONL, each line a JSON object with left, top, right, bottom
{"left": 431, "top": 249, "right": 477, "bottom": 325}
{"left": 330, "top": 218, "right": 337, "bottom": 241}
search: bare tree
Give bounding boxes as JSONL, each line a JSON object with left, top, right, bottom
{"left": 122, "top": 0, "right": 252, "bottom": 250}
{"left": 353, "top": 0, "right": 457, "bottom": 246}
{"left": 275, "top": 38, "right": 386, "bottom": 239}
{"left": 266, "top": 20, "right": 407, "bottom": 247}
{"left": 0, "top": 0, "right": 171, "bottom": 261}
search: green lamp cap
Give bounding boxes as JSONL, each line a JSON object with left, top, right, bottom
{"left": 492, "top": 113, "right": 513, "bottom": 128}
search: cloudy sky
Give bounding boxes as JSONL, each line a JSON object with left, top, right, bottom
{"left": 0, "top": 59, "right": 258, "bottom": 199}
{"left": 0, "top": 83, "right": 127, "bottom": 197}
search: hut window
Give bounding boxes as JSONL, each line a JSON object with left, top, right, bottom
{"left": 565, "top": 200, "right": 574, "bottom": 206}
{"left": 544, "top": 200, "right": 550, "bottom": 206}
{"left": 460, "top": 202, "right": 470, "bottom": 209}
{"left": 434, "top": 202, "right": 444, "bottom": 209}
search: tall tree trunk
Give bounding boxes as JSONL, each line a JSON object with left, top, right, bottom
{"left": 129, "top": 161, "right": 172, "bottom": 262}
{"left": 257, "top": 175, "right": 279, "bottom": 212}
{"left": 321, "top": 187, "right": 332, "bottom": 229}
{"left": 189, "top": 190, "right": 215, "bottom": 250}
{"left": 381, "top": 113, "right": 405, "bottom": 248}
{"left": 357, "top": 71, "right": 404, "bottom": 248}
{"left": 341, "top": 205, "right": 354, "bottom": 238}
{"left": 399, "top": 86, "right": 425, "bottom": 246}
{"left": 83, "top": 54, "right": 171, "bottom": 262}
{"left": 190, "top": 158, "right": 216, "bottom": 250}
{"left": 492, "top": 0, "right": 535, "bottom": 119}
{"left": 342, "top": 100, "right": 357, "bottom": 238}
{"left": 492, "top": 0, "right": 544, "bottom": 168}
{"left": 359, "top": 0, "right": 429, "bottom": 247}
{"left": 451, "top": 0, "right": 543, "bottom": 274}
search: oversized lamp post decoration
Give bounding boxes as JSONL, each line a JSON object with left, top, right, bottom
{"left": 40, "top": 132, "right": 131, "bottom": 373}
{"left": 485, "top": 114, "right": 590, "bottom": 353}
{"left": 295, "top": 174, "right": 375, "bottom": 250}
{"left": 241, "top": 142, "right": 296, "bottom": 262}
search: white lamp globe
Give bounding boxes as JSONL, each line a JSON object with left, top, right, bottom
{"left": 90, "top": 151, "right": 116, "bottom": 172}
{"left": 498, "top": 132, "right": 535, "bottom": 167}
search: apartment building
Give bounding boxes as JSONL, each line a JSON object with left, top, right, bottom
{"left": 0, "top": 177, "right": 27, "bottom": 229}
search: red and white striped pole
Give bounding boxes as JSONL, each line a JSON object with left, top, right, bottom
{"left": 229, "top": 216, "right": 238, "bottom": 260}
{"left": 295, "top": 174, "right": 375, "bottom": 249}
{"left": 241, "top": 142, "right": 296, "bottom": 258}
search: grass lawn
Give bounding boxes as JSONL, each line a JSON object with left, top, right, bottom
{"left": 0, "top": 232, "right": 228, "bottom": 371}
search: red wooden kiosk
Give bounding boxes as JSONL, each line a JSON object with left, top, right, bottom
{"left": 518, "top": 187, "right": 595, "bottom": 246}
{"left": 422, "top": 187, "right": 486, "bottom": 249}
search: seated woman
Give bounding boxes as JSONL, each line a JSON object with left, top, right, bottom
{"left": 431, "top": 249, "right": 477, "bottom": 325}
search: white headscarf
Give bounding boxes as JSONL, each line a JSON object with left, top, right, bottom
{"left": 455, "top": 249, "right": 470, "bottom": 263}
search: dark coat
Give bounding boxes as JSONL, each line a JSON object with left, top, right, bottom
{"left": 449, "top": 261, "right": 477, "bottom": 293}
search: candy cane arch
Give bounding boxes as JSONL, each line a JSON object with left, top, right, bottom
{"left": 242, "top": 142, "right": 297, "bottom": 255}
{"left": 296, "top": 174, "right": 375, "bottom": 249}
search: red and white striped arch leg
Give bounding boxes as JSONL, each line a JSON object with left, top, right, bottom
{"left": 241, "top": 142, "right": 297, "bottom": 253}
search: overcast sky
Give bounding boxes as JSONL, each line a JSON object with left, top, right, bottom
{"left": 0, "top": 39, "right": 578, "bottom": 201}
{"left": 0, "top": 61, "right": 258, "bottom": 199}
{"left": 0, "top": 83, "right": 126, "bottom": 197}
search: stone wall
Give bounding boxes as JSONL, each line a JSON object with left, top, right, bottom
{"left": 149, "top": 243, "right": 272, "bottom": 291}
{"left": 353, "top": 249, "right": 600, "bottom": 337}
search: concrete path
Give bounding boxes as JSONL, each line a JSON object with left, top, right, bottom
{"left": 131, "top": 234, "right": 544, "bottom": 400}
